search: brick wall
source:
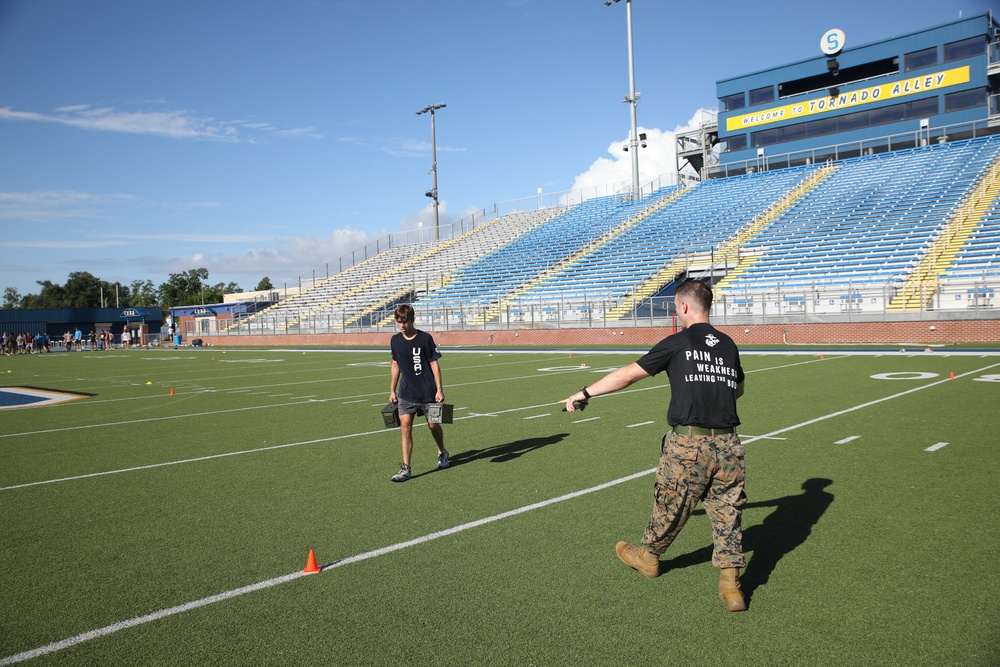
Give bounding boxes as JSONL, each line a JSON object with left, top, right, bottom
{"left": 200, "top": 318, "right": 999, "bottom": 348}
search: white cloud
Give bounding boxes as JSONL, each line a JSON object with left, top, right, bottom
{"left": 0, "top": 190, "right": 219, "bottom": 221}
{"left": 0, "top": 190, "right": 146, "bottom": 220}
{"left": 137, "top": 227, "right": 380, "bottom": 285}
{"left": 378, "top": 136, "right": 466, "bottom": 158}
{"left": 0, "top": 104, "right": 319, "bottom": 142}
{"left": 0, "top": 239, "right": 129, "bottom": 249}
{"left": 568, "top": 107, "right": 717, "bottom": 198}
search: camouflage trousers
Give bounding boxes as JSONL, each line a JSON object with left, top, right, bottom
{"left": 641, "top": 430, "right": 747, "bottom": 569}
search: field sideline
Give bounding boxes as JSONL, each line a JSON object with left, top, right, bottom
{"left": 2, "top": 347, "right": 999, "bottom": 665}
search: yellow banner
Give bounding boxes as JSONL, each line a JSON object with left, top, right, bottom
{"left": 725, "top": 65, "right": 971, "bottom": 132}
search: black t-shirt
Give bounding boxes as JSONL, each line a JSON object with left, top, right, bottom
{"left": 390, "top": 329, "right": 442, "bottom": 403}
{"left": 636, "top": 322, "right": 744, "bottom": 429}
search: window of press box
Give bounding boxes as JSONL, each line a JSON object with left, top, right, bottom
{"left": 721, "top": 134, "right": 747, "bottom": 152}
{"left": 904, "top": 46, "right": 938, "bottom": 71}
{"left": 944, "top": 87, "right": 988, "bottom": 112}
{"left": 751, "top": 97, "right": 939, "bottom": 148}
{"left": 749, "top": 86, "right": 775, "bottom": 106}
{"left": 720, "top": 92, "right": 746, "bottom": 112}
{"left": 944, "top": 35, "right": 986, "bottom": 62}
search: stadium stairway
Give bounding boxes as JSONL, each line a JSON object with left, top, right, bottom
{"left": 225, "top": 243, "right": 424, "bottom": 333}
{"left": 715, "top": 136, "right": 1000, "bottom": 302}
{"left": 887, "top": 148, "right": 1000, "bottom": 311}
{"left": 640, "top": 162, "right": 838, "bottom": 315}
{"left": 465, "top": 186, "right": 688, "bottom": 326}
{"left": 232, "top": 207, "right": 563, "bottom": 333}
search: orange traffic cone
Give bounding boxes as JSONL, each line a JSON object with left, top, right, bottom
{"left": 820, "top": 354, "right": 825, "bottom": 359}
{"left": 303, "top": 549, "right": 321, "bottom": 574}
{"left": 949, "top": 372, "right": 955, "bottom": 380}
{"left": 169, "top": 388, "right": 175, "bottom": 396}
{"left": 212, "top": 355, "right": 216, "bottom": 361}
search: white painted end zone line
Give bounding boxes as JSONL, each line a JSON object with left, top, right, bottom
{"left": 835, "top": 436, "right": 861, "bottom": 444}
{"left": 925, "top": 442, "right": 949, "bottom": 452}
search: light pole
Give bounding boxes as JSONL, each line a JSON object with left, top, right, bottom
{"left": 416, "top": 103, "right": 446, "bottom": 241}
{"left": 605, "top": 0, "right": 641, "bottom": 200}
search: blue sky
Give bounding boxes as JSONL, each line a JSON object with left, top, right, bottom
{"left": 0, "top": 0, "right": 990, "bottom": 298}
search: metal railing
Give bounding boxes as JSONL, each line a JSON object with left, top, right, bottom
{"left": 708, "top": 117, "right": 1000, "bottom": 179}
{"left": 212, "top": 276, "right": 998, "bottom": 336}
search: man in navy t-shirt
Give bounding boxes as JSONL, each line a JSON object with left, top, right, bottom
{"left": 389, "top": 304, "right": 449, "bottom": 482}
{"left": 559, "top": 280, "right": 748, "bottom": 611}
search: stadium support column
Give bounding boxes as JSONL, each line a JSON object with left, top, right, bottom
{"left": 606, "top": 0, "right": 641, "bottom": 200}
{"left": 417, "top": 103, "right": 447, "bottom": 241}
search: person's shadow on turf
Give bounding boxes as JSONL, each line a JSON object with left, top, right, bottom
{"left": 450, "top": 433, "right": 570, "bottom": 465}
{"left": 660, "top": 477, "right": 835, "bottom": 604}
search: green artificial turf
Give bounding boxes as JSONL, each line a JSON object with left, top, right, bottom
{"left": 1, "top": 347, "right": 998, "bottom": 665}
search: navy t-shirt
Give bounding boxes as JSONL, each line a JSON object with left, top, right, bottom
{"left": 636, "top": 322, "right": 744, "bottom": 429}
{"left": 390, "top": 329, "right": 442, "bottom": 403}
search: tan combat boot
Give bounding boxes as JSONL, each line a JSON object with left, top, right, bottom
{"left": 615, "top": 541, "right": 659, "bottom": 578}
{"left": 719, "top": 567, "right": 747, "bottom": 611}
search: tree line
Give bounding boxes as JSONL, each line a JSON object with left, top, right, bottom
{"left": 3, "top": 269, "right": 275, "bottom": 313}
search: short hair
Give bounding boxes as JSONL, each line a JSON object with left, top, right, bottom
{"left": 394, "top": 304, "right": 415, "bottom": 322}
{"left": 675, "top": 280, "right": 713, "bottom": 311}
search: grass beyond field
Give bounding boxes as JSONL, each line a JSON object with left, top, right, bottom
{"left": 1, "top": 346, "right": 999, "bottom": 666}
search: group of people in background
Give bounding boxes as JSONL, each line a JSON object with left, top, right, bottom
{"left": 1, "top": 331, "right": 51, "bottom": 355}
{"left": 1, "top": 325, "right": 145, "bottom": 354}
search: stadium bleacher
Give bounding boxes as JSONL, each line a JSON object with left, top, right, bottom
{"left": 715, "top": 136, "right": 1000, "bottom": 314}
{"left": 230, "top": 134, "right": 1000, "bottom": 331}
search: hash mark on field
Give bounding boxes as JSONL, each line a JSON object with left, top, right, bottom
{"left": 572, "top": 417, "right": 600, "bottom": 424}
{"left": 627, "top": 421, "right": 655, "bottom": 428}
{"left": 341, "top": 399, "right": 367, "bottom": 404}
{"left": 523, "top": 414, "right": 550, "bottom": 420}
{"left": 925, "top": 442, "right": 949, "bottom": 452}
{"left": 835, "top": 436, "right": 861, "bottom": 444}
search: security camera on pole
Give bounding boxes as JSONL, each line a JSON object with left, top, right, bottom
{"left": 416, "top": 103, "right": 446, "bottom": 241}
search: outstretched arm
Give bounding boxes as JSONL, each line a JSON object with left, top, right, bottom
{"left": 559, "top": 362, "right": 650, "bottom": 412}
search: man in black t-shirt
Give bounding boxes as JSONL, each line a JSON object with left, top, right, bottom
{"left": 388, "top": 304, "right": 449, "bottom": 482}
{"left": 560, "top": 280, "right": 748, "bottom": 611}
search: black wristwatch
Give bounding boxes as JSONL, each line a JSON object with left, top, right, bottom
{"left": 580, "top": 386, "right": 592, "bottom": 400}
